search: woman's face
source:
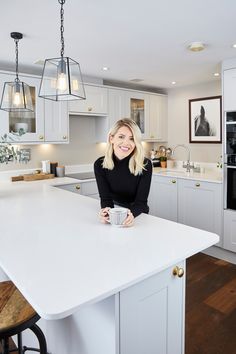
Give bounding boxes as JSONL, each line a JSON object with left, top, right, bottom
{"left": 110, "top": 126, "right": 136, "bottom": 160}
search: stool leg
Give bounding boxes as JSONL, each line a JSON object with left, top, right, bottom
{"left": 3, "top": 338, "right": 9, "bottom": 354}
{"left": 17, "top": 333, "right": 23, "bottom": 354}
{"left": 29, "top": 324, "right": 47, "bottom": 354}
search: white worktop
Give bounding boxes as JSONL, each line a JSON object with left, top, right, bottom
{"left": 0, "top": 178, "right": 219, "bottom": 320}
{"left": 153, "top": 167, "right": 222, "bottom": 183}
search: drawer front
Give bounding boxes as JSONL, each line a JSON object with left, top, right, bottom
{"left": 81, "top": 181, "right": 98, "bottom": 196}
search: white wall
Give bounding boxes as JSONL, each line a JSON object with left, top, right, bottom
{"left": 167, "top": 80, "right": 222, "bottom": 163}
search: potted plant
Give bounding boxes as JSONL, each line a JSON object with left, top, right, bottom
{"left": 160, "top": 156, "right": 167, "bottom": 168}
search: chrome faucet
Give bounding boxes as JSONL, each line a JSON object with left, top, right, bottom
{"left": 172, "top": 144, "right": 193, "bottom": 172}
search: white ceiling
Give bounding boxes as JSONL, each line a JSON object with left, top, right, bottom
{"left": 1, "top": 0, "right": 236, "bottom": 90}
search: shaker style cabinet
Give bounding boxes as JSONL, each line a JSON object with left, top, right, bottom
{"left": 223, "top": 209, "right": 236, "bottom": 252}
{"left": 125, "top": 90, "right": 149, "bottom": 138}
{"left": 120, "top": 261, "right": 185, "bottom": 354}
{"left": 69, "top": 84, "right": 108, "bottom": 116}
{"left": 0, "top": 71, "right": 69, "bottom": 143}
{"left": 178, "top": 179, "right": 223, "bottom": 246}
{"left": 55, "top": 180, "right": 99, "bottom": 199}
{"left": 223, "top": 68, "right": 236, "bottom": 112}
{"left": 148, "top": 175, "right": 178, "bottom": 222}
{"left": 148, "top": 94, "right": 167, "bottom": 141}
{"left": 108, "top": 88, "right": 130, "bottom": 128}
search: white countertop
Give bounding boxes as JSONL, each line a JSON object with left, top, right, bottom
{"left": 0, "top": 178, "right": 219, "bottom": 320}
{"left": 153, "top": 167, "right": 222, "bottom": 183}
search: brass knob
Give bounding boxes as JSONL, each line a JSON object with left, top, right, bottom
{"left": 75, "top": 185, "right": 81, "bottom": 190}
{"left": 150, "top": 134, "right": 154, "bottom": 138}
{"left": 195, "top": 183, "right": 200, "bottom": 187}
{"left": 62, "top": 135, "right": 67, "bottom": 140}
{"left": 171, "top": 180, "right": 176, "bottom": 184}
{"left": 88, "top": 107, "right": 93, "bottom": 112}
{"left": 172, "top": 266, "right": 184, "bottom": 278}
{"left": 39, "top": 135, "right": 44, "bottom": 140}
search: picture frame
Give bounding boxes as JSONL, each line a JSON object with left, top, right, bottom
{"left": 189, "top": 96, "right": 222, "bottom": 143}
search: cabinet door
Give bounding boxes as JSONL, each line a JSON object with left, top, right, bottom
{"left": 178, "top": 179, "right": 222, "bottom": 246}
{"left": 148, "top": 175, "right": 178, "bottom": 222}
{"left": 223, "top": 69, "right": 236, "bottom": 112}
{"left": 108, "top": 88, "right": 130, "bottom": 128}
{"left": 125, "top": 91, "right": 149, "bottom": 138}
{"left": 69, "top": 85, "right": 108, "bottom": 115}
{"left": 44, "top": 100, "right": 69, "bottom": 142}
{"left": 148, "top": 94, "right": 167, "bottom": 141}
{"left": 223, "top": 209, "right": 236, "bottom": 252}
{"left": 0, "top": 72, "right": 44, "bottom": 142}
{"left": 120, "top": 262, "right": 185, "bottom": 354}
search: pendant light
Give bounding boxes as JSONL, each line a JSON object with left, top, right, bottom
{"left": 0, "top": 32, "right": 34, "bottom": 112}
{"left": 39, "top": 0, "right": 86, "bottom": 101}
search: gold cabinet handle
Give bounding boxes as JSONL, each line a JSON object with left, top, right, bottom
{"left": 88, "top": 107, "right": 93, "bottom": 112}
{"left": 62, "top": 135, "right": 67, "bottom": 140}
{"left": 172, "top": 266, "right": 184, "bottom": 278}
{"left": 171, "top": 180, "right": 176, "bottom": 184}
{"left": 39, "top": 135, "right": 44, "bottom": 140}
{"left": 75, "top": 185, "right": 81, "bottom": 190}
{"left": 195, "top": 183, "right": 200, "bottom": 187}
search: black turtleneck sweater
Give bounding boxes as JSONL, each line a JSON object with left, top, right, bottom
{"left": 94, "top": 155, "right": 152, "bottom": 217}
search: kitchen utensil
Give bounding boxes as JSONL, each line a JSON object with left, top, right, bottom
{"left": 166, "top": 147, "right": 172, "bottom": 158}
{"left": 159, "top": 145, "right": 166, "bottom": 156}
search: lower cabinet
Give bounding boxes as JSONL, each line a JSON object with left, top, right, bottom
{"left": 119, "top": 261, "right": 185, "bottom": 354}
{"left": 223, "top": 209, "right": 236, "bottom": 252}
{"left": 149, "top": 175, "right": 178, "bottom": 222}
{"left": 149, "top": 176, "right": 223, "bottom": 246}
{"left": 55, "top": 180, "right": 99, "bottom": 199}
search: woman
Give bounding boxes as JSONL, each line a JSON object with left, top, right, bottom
{"left": 94, "top": 118, "right": 152, "bottom": 226}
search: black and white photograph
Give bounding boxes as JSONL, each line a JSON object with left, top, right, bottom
{"left": 189, "top": 96, "right": 222, "bottom": 143}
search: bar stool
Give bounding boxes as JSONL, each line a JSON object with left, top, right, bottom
{"left": 0, "top": 281, "right": 47, "bottom": 354}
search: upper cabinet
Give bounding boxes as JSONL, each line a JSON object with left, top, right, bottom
{"left": 148, "top": 94, "right": 167, "bottom": 141}
{"left": 0, "top": 71, "right": 69, "bottom": 144}
{"left": 125, "top": 91, "right": 149, "bottom": 138}
{"left": 69, "top": 84, "right": 108, "bottom": 116}
{"left": 223, "top": 68, "right": 236, "bottom": 112}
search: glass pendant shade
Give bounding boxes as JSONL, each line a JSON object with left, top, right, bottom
{"left": 39, "top": 56, "right": 86, "bottom": 101}
{"left": 0, "top": 80, "right": 34, "bottom": 112}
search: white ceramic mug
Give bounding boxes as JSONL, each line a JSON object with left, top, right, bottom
{"left": 108, "top": 207, "right": 128, "bottom": 226}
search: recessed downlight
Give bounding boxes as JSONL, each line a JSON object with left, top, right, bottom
{"left": 171, "top": 81, "right": 176, "bottom": 85}
{"left": 102, "top": 67, "right": 109, "bottom": 71}
{"left": 188, "top": 42, "right": 205, "bottom": 52}
{"left": 214, "top": 72, "right": 220, "bottom": 77}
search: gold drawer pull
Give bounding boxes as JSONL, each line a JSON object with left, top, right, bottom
{"left": 171, "top": 180, "right": 176, "bottom": 184}
{"left": 88, "top": 107, "right": 93, "bottom": 112}
{"left": 39, "top": 135, "right": 44, "bottom": 140}
{"left": 75, "top": 185, "right": 81, "bottom": 190}
{"left": 172, "top": 266, "right": 184, "bottom": 278}
{"left": 195, "top": 183, "right": 200, "bottom": 187}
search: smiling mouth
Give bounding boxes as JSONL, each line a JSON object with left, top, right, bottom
{"left": 119, "top": 146, "right": 130, "bottom": 152}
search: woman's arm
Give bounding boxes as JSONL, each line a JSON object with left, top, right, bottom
{"left": 94, "top": 158, "right": 114, "bottom": 209}
{"left": 130, "top": 159, "right": 153, "bottom": 218}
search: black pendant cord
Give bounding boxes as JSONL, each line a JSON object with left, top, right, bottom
{"left": 14, "top": 38, "right": 20, "bottom": 83}
{"left": 59, "top": 0, "right": 65, "bottom": 58}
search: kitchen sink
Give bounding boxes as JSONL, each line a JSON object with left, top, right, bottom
{"left": 157, "top": 169, "right": 188, "bottom": 176}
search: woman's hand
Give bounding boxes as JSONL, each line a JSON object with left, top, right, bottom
{"left": 123, "top": 209, "right": 134, "bottom": 227}
{"left": 99, "top": 207, "right": 110, "bottom": 224}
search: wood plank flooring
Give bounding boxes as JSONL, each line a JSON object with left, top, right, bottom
{"left": 186, "top": 252, "right": 236, "bottom": 354}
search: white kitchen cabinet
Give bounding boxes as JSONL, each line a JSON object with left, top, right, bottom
{"left": 148, "top": 175, "right": 178, "bottom": 222}
{"left": 223, "top": 68, "right": 236, "bottom": 111}
{"left": 120, "top": 261, "right": 185, "bottom": 354}
{"left": 108, "top": 88, "right": 130, "bottom": 128}
{"left": 178, "top": 179, "right": 222, "bottom": 246}
{"left": 125, "top": 90, "right": 149, "bottom": 138}
{"left": 69, "top": 84, "right": 108, "bottom": 116}
{"left": 147, "top": 94, "right": 167, "bottom": 141}
{"left": 55, "top": 180, "right": 99, "bottom": 199}
{"left": 0, "top": 72, "right": 44, "bottom": 143}
{"left": 223, "top": 209, "right": 236, "bottom": 252}
{"left": 44, "top": 100, "right": 69, "bottom": 143}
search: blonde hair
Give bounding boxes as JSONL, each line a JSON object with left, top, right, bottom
{"left": 102, "top": 118, "right": 146, "bottom": 175}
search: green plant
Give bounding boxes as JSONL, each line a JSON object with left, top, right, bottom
{"left": 0, "top": 131, "right": 25, "bottom": 164}
{"left": 159, "top": 156, "right": 167, "bottom": 162}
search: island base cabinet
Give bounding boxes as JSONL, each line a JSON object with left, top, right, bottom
{"left": 223, "top": 209, "right": 236, "bottom": 252}
{"left": 119, "top": 262, "right": 185, "bottom": 354}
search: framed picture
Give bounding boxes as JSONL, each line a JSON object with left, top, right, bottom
{"left": 189, "top": 96, "right": 222, "bottom": 143}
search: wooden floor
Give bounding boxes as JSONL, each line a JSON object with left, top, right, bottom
{"left": 1, "top": 253, "right": 236, "bottom": 354}
{"left": 186, "top": 252, "right": 236, "bottom": 354}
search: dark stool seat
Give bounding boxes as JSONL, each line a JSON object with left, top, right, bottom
{"left": 0, "top": 281, "right": 47, "bottom": 354}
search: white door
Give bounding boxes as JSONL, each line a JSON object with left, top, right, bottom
{"left": 120, "top": 262, "right": 185, "bottom": 354}
{"left": 44, "top": 100, "right": 69, "bottom": 142}
{"left": 148, "top": 94, "right": 167, "bottom": 141}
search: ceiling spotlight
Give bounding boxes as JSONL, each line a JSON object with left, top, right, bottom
{"left": 102, "top": 67, "right": 109, "bottom": 71}
{"left": 214, "top": 72, "right": 220, "bottom": 77}
{"left": 171, "top": 81, "right": 176, "bottom": 85}
{"left": 232, "top": 44, "right": 236, "bottom": 48}
{"left": 188, "top": 42, "right": 205, "bottom": 52}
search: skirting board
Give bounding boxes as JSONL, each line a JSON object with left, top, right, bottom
{"left": 203, "top": 246, "right": 236, "bottom": 265}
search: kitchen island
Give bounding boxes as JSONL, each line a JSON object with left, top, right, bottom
{"left": 0, "top": 178, "right": 219, "bottom": 354}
